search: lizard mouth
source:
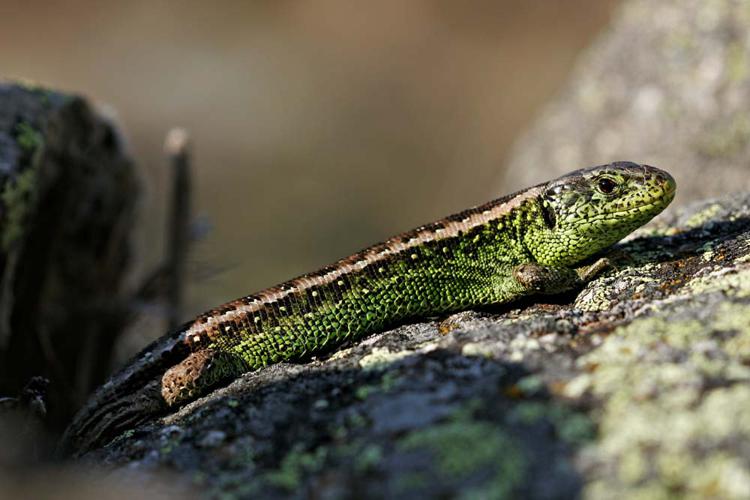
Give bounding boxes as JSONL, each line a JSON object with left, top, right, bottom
{"left": 605, "top": 174, "right": 676, "bottom": 220}
{"left": 598, "top": 198, "right": 673, "bottom": 225}
{"left": 574, "top": 188, "right": 675, "bottom": 228}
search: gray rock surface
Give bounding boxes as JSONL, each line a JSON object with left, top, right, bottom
{"left": 80, "top": 192, "right": 750, "bottom": 499}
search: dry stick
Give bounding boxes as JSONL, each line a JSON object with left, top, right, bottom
{"left": 164, "top": 128, "right": 191, "bottom": 331}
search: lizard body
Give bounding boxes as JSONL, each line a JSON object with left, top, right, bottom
{"left": 62, "top": 161, "right": 675, "bottom": 454}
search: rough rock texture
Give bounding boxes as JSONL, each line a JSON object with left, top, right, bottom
{"left": 0, "top": 82, "right": 138, "bottom": 432}
{"left": 78, "top": 192, "right": 750, "bottom": 499}
{"left": 504, "top": 0, "right": 750, "bottom": 205}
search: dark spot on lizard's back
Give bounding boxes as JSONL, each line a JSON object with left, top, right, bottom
{"left": 275, "top": 294, "right": 296, "bottom": 317}
{"left": 305, "top": 287, "right": 321, "bottom": 304}
{"left": 331, "top": 274, "right": 354, "bottom": 293}
{"left": 426, "top": 221, "right": 445, "bottom": 233}
{"left": 179, "top": 327, "right": 210, "bottom": 350}
{"left": 295, "top": 297, "right": 314, "bottom": 316}
{"left": 364, "top": 263, "right": 382, "bottom": 280}
{"left": 444, "top": 208, "right": 474, "bottom": 223}
{"left": 239, "top": 295, "right": 257, "bottom": 306}
{"left": 305, "top": 264, "right": 337, "bottom": 280}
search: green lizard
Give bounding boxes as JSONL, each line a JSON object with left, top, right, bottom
{"left": 62, "top": 161, "right": 675, "bottom": 454}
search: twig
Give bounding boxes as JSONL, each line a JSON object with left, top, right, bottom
{"left": 164, "top": 128, "right": 191, "bottom": 331}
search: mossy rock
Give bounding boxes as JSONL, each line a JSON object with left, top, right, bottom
{"left": 0, "top": 82, "right": 138, "bottom": 430}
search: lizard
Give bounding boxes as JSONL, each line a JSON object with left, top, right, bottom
{"left": 61, "top": 161, "right": 676, "bottom": 455}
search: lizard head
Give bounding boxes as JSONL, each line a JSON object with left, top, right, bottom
{"left": 527, "top": 161, "right": 676, "bottom": 266}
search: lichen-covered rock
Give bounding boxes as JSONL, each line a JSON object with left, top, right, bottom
{"left": 79, "top": 191, "right": 750, "bottom": 499}
{"left": 504, "top": 0, "right": 750, "bottom": 205}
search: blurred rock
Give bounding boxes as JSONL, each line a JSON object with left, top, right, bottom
{"left": 0, "top": 377, "right": 51, "bottom": 467}
{"left": 0, "top": 82, "right": 138, "bottom": 434}
{"left": 504, "top": 0, "right": 750, "bottom": 205}
{"left": 0, "top": 466, "right": 192, "bottom": 500}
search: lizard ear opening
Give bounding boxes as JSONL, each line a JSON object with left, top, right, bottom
{"left": 539, "top": 198, "right": 556, "bottom": 230}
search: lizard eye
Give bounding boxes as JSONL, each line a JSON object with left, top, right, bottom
{"left": 597, "top": 177, "right": 617, "bottom": 194}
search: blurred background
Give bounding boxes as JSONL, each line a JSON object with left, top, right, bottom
{"left": 0, "top": 0, "right": 620, "bottom": 324}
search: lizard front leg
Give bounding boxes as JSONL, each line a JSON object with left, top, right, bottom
{"left": 512, "top": 257, "right": 609, "bottom": 295}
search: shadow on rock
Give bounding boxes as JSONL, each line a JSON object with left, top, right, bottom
{"left": 84, "top": 348, "right": 588, "bottom": 500}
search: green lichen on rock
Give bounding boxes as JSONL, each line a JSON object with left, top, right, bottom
{"left": 1, "top": 162, "right": 39, "bottom": 250}
{"left": 358, "top": 346, "right": 416, "bottom": 371}
{"left": 562, "top": 194, "right": 750, "bottom": 499}
{"left": 685, "top": 266, "right": 750, "bottom": 298}
{"left": 264, "top": 444, "right": 329, "bottom": 491}
{"left": 397, "top": 410, "right": 526, "bottom": 500}
{"left": 15, "top": 122, "right": 43, "bottom": 153}
{"left": 682, "top": 203, "right": 725, "bottom": 229}
{"left": 0, "top": 121, "right": 44, "bottom": 250}
{"left": 509, "top": 400, "right": 595, "bottom": 445}
{"left": 574, "top": 307, "right": 750, "bottom": 499}
{"left": 575, "top": 271, "right": 658, "bottom": 313}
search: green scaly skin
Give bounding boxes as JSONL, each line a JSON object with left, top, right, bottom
{"left": 62, "top": 161, "right": 675, "bottom": 454}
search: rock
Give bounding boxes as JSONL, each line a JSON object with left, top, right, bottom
{"left": 0, "top": 82, "right": 138, "bottom": 431}
{"left": 504, "top": 0, "right": 750, "bottom": 205}
{"left": 77, "top": 191, "right": 750, "bottom": 499}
